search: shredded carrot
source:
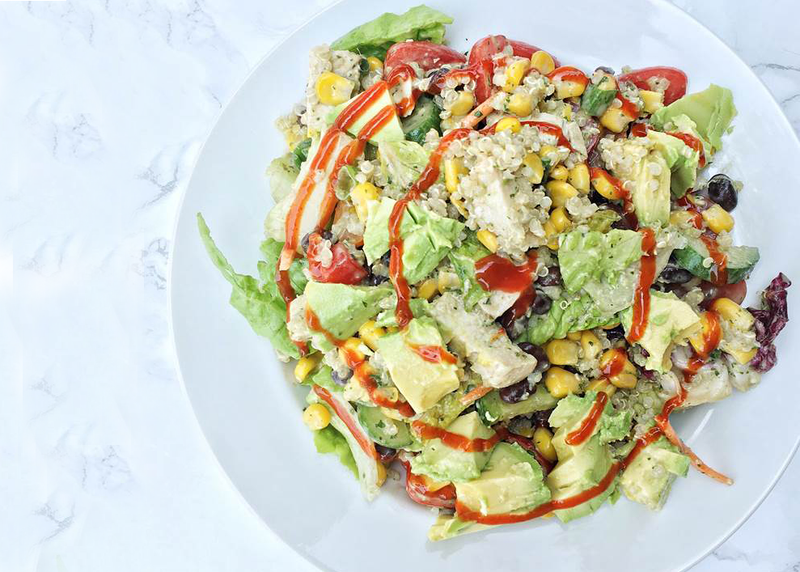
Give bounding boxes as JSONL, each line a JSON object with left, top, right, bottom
{"left": 460, "top": 385, "right": 492, "bottom": 405}
{"left": 655, "top": 417, "right": 733, "bottom": 486}
{"left": 459, "top": 99, "right": 497, "bottom": 129}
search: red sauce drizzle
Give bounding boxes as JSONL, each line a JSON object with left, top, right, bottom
{"left": 504, "top": 286, "right": 537, "bottom": 325}
{"left": 546, "top": 66, "right": 589, "bottom": 87}
{"left": 621, "top": 425, "right": 663, "bottom": 467}
{"left": 389, "top": 128, "right": 472, "bottom": 328}
{"left": 589, "top": 167, "right": 635, "bottom": 219}
{"left": 600, "top": 347, "right": 627, "bottom": 377}
{"left": 474, "top": 252, "right": 538, "bottom": 293}
{"left": 386, "top": 63, "right": 420, "bottom": 116}
{"left": 676, "top": 196, "right": 704, "bottom": 229}
{"left": 700, "top": 234, "right": 728, "bottom": 285}
{"left": 410, "top": 344, "right": 458, "bottom": 365}
{"left": 615, "top": 92, "right": 639, "bottom": 119}
{"left": 627, "top": 227, "right": 657, "bottom": 343}
{"left": 565, "top": 392, "right": 608, "bottom": 446}
{"left": 411, "top": 421, "right": 503, "bottom": 453}
{"left": 667, "top": 131, "right": 706, "bottom": 167}
{"left": 312, "top": 385, "right": 378, "bottom": 460}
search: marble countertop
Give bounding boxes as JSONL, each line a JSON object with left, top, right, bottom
{"left": 2, "top": 0, "right": 798, "bottom": 570}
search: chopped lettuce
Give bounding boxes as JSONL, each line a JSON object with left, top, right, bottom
{"left": 313, "top": 424, "right": 358, "bottom": 478}
{"left": 448, "top": 232, "right": 492, "bottom": 310}
{"left": 527, "top": 291, "right": 619, "bottom": 346}
{"left": 378, "top": 140, "right": 430, "bottom": 188}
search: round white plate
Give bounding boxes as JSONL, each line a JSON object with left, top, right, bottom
{"left": 170, "top": 1, "right": 800, "bottom": 570}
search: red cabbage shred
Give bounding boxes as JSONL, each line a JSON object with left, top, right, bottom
{"left": 748, "top": 273, "right": 791, "bottom": 372}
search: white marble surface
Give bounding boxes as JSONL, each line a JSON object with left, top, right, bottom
{"left": 1, "top": 0, "right": 798, "bottom": 570}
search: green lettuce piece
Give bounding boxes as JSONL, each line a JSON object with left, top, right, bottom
{"left": 448, "top": 232, "right": 491, "bottom": 310}
{"left": 378, "top": 140, "right": 430, "bottom": 188}
{"left": 330, "top": 5, "right": 454, "bottom": 59}
{"left": 527, "top": 292, "right": 618, "bottom": 346}
{"left": 258, "top": 238, "right": 307, "bottom": 296}
{"left": 586, "top": 209, "right": 620, "bottom": 233}
{"left": 197, "top": 214, "right": 301, "bottom": 359}
{"left": 313, "top": 425, "right": 358, "bottom": 478}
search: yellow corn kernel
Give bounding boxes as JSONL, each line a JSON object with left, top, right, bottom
{"left": 508, "top": 92, "right": 533, "bottom": 116}
{"left": 418, "top": 278, "right": 438, "bottom": 301}
{"left": 726, "top": 346, "right": 758, "bottom": 365}
{"left": 533, "top": 427, "right": 558, "bottom": 462}
{"left": 444, "top": 158, "right": 466, "bottom": 193}
{"left": 523, "top": 152, "right": 545, "bottom": 184}
{"left": 294, "top": 354, "right": 321, "bottom": 383}
{"left": 450, "top": 90, "right": 475, "bottom": 116}
{"left": 711, "top": 298, "right": 755, "bottom": 330}
{"left": 495, "top": 116, "right": 522, "bottom": 134}
{"left": 386, "top": 326, "right": 399, "bottom": 334}
{"left": 639, "top": 90, "right": 664, "bottom": 114}
{"left": 546, "top": 180, "right": 579, "bottom": 208}
{"left": 669, "top": 210, "right": 695, "bottom": 227}
{"left": 568, "top": 163, "right": 591, "bottom": 193}
{"left": 566, "top": 331, "right": 582, "bottom": 341}
{"left": 543, "top": 220, "right": 559, "bottom": 250}
{"left": 477, "top": 229, "right": 499, "bottom": 253}
{"left": 503, "top": 59, "right": 530, "bottom": 93}
{"left": 315, "top": 71, "right": 354, "bottom": 106}
{"left": 554, "top": 79, "right": 587, "bottom": 100}
{"left": 351, "top": 182, "right": 380, "bottom": 222}
{"left": 539, "top": 144, "right": 559, "bottom": 165}
{"left": 366, "top": 56, "right": 383, "bottom": 71}
{"left": 591, "top": 173, "right": 624, "bottom": 200}
{"left": 587, "top": 377, "right": 617, "bottom": 397}
{"left": 600, "top": 106, "right": 634, "bottom": 133}
{"left": 702, "top": 203, "right": 734, "bottom": 234}
{"left": 610, "top": 373, "right": 638, "bottom": 389}
{"left": 438, "top": 271, "right": 460, "bottom": 293}
{"left": 544, "top": 367, "right": 580, "bottom": 398}
{"left": 358, "top": 320, "right": 386, "bottom": 351}
{"left": 580, "top": 331, "right": 602, "bottom": 361}
{"left": 562, "top": 104, "right": 572, "bottom": 121}
{"left": 530, "top": 50, "right": 556, "bottom": 75}
{"left": 451, "top": 196, "right": 469, "bottom": 218}
{"left": 376, "top": 461, "right": 387, "bottom": 486}
{"left": 598, "top": 348, "right": 637, "bottom": 376}
{"left": 339, "top": 337, "right": 365, "bottom": 364}
{"left": 303, "top": 403, "right": 331, "bottom": 430}
{"left": 546, "top": 339, "right": 580, "bottom": 365}
{"left": 549, "top": 165, "right": 569, "bottom": 181}
{"left": 550, "top": 207, "right": 571, "bottom": 233}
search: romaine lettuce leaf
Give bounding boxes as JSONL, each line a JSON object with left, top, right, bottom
{"left": 526, "top": 292, "right": 618, "bottom": 346}
{"left": 313, "top": 425, "right": 358, "bottom": 478}
{"left": 378, "top": 140, "right": 430, "bottom": 188}
{"left": 448, "top": 232, "right": 491, "bottom": 310}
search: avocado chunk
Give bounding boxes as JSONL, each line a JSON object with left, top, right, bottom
{"left": 378, "top": 140, "right": 430, "bottom": 188}
{"left": 620, "top": 290, "right": 701, "bottom": 373}
{"left": 356, "top": 405, "right": 413, "bottom": 448}
{"left": 672, "top": 238, "right": 760, "bottom": 284}
{"left": 476, "top": 384, "right": 558, "bottom": 425}
{"left": 428, "top": 515, "right": 491, "bottom": 542}
{"left": 375, "top": 317, "right": 459, "bottom": 413}
{"left": 620, "top": 435, "right": 690, "bottom": 510}
{"left": 647, "top": 130, "right": 699, "bottom": 197}
{"left": 630, "top": 150, "right": 671, "bottom": 226}
{"left": 651, "top": 84, "right": 737, "bottom": 153}
{"left": 363, "top": 198, "right": 464, "bottom": 284}
{"left": 411, "top": 411, "right": 496, "bottom": 482}
{"left": 546, "top": 392, "right": 632, "bottom": 523}
{"left": 327, "top": 86, "right": 405, "bottom": 144}
{"left": 304, "top": 282, "right": 392, "bottom": 350}
{"left": 455, "top": 442, "right": 551, "bottom": 516}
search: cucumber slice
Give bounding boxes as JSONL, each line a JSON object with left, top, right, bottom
{"left": 291, "top": 138, "right": 312, "bottom": 170}
{"left": 402, "top": 95, "right": 441, "bottom": 144}
{"left": 581, "top": 80, "right": 617, "bottom": 117}
{"left": 476, "top": 384, "right": 558, "bottom": 426}
{"left": 672, "top": 238, "right": 759, "bottom": 284}
{"left": 357, "top": 405, "right": 413, "bottom": 448}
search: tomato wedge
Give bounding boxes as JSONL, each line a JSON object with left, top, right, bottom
{"left": 508, "top": 39, "right": 558, "bottom": 63}
{"left": 384, "top": 41, "right": 466, "bottom": 73}
{"left": 306, "top": 233, "right": 367, "bottom": 285}
{"left": 618, "top": 66, "right": 688, "bottom": 105}
{"left": 401, "top": 460, "right": 456, "bottom": 509}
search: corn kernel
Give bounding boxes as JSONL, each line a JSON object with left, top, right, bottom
{"left": 546, "top": 339, "right": 580, "bottom": 365}
{"left": 444, "top": 158, "right": 466, "bottom": 193}
{"left": 544, "top": 367, "right": 580, "bottom": 398}
{"left": 418, "top": 279, "right": 438, "bottom": 301}
{"left": 566, "top": 331, "right": 582, "bottom": 341}
{"left": 315, "top": 71, "right": 354, "bottom": 106}
{"left": 366, "top": 56, "right": 383, "bottom": 71}
{"left": 530, "top": 50, "right": 556, "bottom": 75}
{"left": 543, "top": 220, "right": 559, "bottom": 250}
{"left": 711, "top": 297, "right": 755, "bottom": 330}
{"left": 670, "top": 210, "right": 695, "bottom": 227}
{"left": 568, "top": 163, "right": 590, "bottom": 193}
{"left": 702, "top": 203, "right": 734, "bottom": 234}
{"left": 386, "top": 326, "right": 399, "bottom": 334}
{"left": 358, "top": 320, "right": 385, "bottom": 351}
{"left": 586, "top": 377, "right": 617, "bottom": 396}
{"left": 580, "top": 331, "right": 602, "bottom": 360}
{"left": 294, "top": 354, "right": 321, "bottom": 383}
{"left": 726, "top": 347, "right": 758, "bottom": 365}
{"left": 591, "top": 172, "right": 624, "bottom": 200}
{"left": 539, "top": 144, "right": 559, "bottom": 165}
{"left": 550, "top": 165, "right": 569, "bottom": 181}
{"left": 600, "top": 106, "right": 634, "bottom": 133}
{"left": 639, "top": 90, "right": 664, "bottom": 114}
{"left": 351, "top": 182, "right": 380, "bottom": 222}
{"left": 609, "top": 372, "right": 638, "bottom": 389}
{"left": 562, "top": 105, "right": 572, "bottom": 121}
{"left": 376, "top": 461, "right": 387, "bottom": 486}
{"left": 450, "top": 90, "right": 475, "bottom": 116}
{"left": 495, "top": 116, "right": 522, "bottom": 133}
{"left": 339, "top": 337, "right": 365, "bottom": 364}
{"left": 550, "top": 207, "right": 571, "bottom": 233}
{"left": 477, "top": 229, "right": 499, "bottom": 253}
{"left": 503, "top": 59, "right": 530, "bottom": 93}
{"left": 508, "top": 92, "right": 533, "bottom": 116}
{"left": 598, "top": 348, "right": 637, "bottom": 376}
{"left": 523, "top": 152, "right": 544, "bottom": 184}
{"left": 533, "top": 427, "right": 558, "bottom": 462}
{"left": 303, "top": 403, "right": 331, "bottom": 430}
{"left": 554, "top": 79, "right": 587, "bottom": 99}
{"left": 546, "top": 180, "right": 579, "bottom": 208}
{"left": 438, "top": 271, "right": 460, "bottom": 293}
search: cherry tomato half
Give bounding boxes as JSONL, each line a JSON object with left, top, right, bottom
{"left": 306, "top": 233, "right": 367, "bottom": 285}
{"left": 618, "top": 66, "right": 688, "bottom": 105}
{"left": 384, "top": 40, "right": 466, "bottom": 72}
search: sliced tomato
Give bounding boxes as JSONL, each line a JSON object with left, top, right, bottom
{"left": 467, "top": 34, "right": 508, "bottom": 67}
{"left": 384, "top": 41, "right": 466, "bottom": 73}
{"left": 618, "top": 66, "right": 688, "bottom": 105}
{"left": 306, "top": 233, "right": 367, "bottom": 285}
{"left": 508, "top": 39, "right": 559, "bottom": 65}
{"left": 401, "top": 461, "right": 457, "bottom": 509}
{"left": 547, "top": 66, "right": 589, "bottom": 86}
{"left": 629, "top": 122, "right": 649, "bottom": 138}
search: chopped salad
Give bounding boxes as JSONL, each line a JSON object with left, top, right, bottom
{"left": 198, "top": 5, "right": 791, "bottom": 540}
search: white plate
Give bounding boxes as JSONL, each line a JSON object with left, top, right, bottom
{"left": 170, "top": 1, "right": 800, "bottom": 571}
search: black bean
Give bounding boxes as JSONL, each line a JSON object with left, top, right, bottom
{"left": 531, "top": 292, "right": 552, "bottom": 315}
{"left": 706, "top": 174, "right": 738, "bottom": 211}
{"left": 331, "top": 369, "right": 353, "bottom": 386}
{"left": 366, "top": 273, "right": 389, "bottom": 286}
{"left": 519, "top": 342, "right": 550, "bottom": 373}
{"left": 595, "top": 66, "right": 615, "bottom": 75}
{"left": 537, "top": 266, "right": 561, "bottom": 287}
{"left": 659, "top": 264, "right": 693, "bottom": 284}
{"left": 375, "top": 445, "right": 397, "bottom": 463}
{"left": 380, "top": 250, "right": 391, "bottom": 265}
{"left": 588, "top": 190, "right": 611, "bottom": 205}
{"left": 605, "top": 324, "right": 626, "bottom": 341}
{"left": 499, "top": 379, "right": 533, "bottom": 403}
{"left": 531, "top": 409, "right": 553, "bottom": 429}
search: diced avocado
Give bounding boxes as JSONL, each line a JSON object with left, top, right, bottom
{"left": 621, "top": 290, "right": 701, "bottom": 373}
{"left": 651, "top": 84, "right": 737, "bottom": 153}
{"left": 455, "top": 442, "right": 551, "bottom": 516}
{"left": 647, "top": 130, "right": 699, "bottom": 197}
{"left": 620, "top": 436, "right": 690, "bottom": 510}
{"left": 410, "top": 411, "right": 496, "bottom": 482}
{"left": 476, "top": 384, "right": 558, "bottom": 425}
{"left": 328, "top": 87, "right": 405, "bottom": 144}
{"left": 448, "top": 232, "right": 492, "bottom": 310}
{"left": 373, "top": 298, "right": 429, "bottom": 328}
{"left": 527, "top": 291, "right": 618, "bottom": 346}
{"left": 304, "top": 282, "right": 392, "bottom": 350}
{"left": 357, "top": 405, "right": 413, "bottom": 448}
{"left": 364, "top": 198, "right": 464, "bottom": 284}
{"left": 630, "top": 150, "right": 671, "bottom": 226}
{"left": 402, "top": 95, "right": 442, "bottom": 144}
{"left": 581, "top": 79, "right": 617, "bottom": 117}
{"left": 546, "top": 392, "right": 632, "bottom": 523}
{"left": 672, "top": 238, "right": 760, "bottom": 284}
{"left": 378, "top": 139, "right": 430, "bottom": 188}
{"left": 375, "top": 317, "right": 459, "bottom": 413}
{"left": 416, "top": 382, "right": 474, "bottom": 429}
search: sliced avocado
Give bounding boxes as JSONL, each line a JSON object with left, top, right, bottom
{"left": 651, "top": 84, "right": 737, "bottom": 153}
{"left": 375, "top": 317, "right": 459, "bottom": 413}
{"left": 304, "top": 282, "right": 392, "bottom": 350}
{"left": 378, "top": 139, "right": 430, "bottom": 188}
{"left": 448, "top": 232, "right": 492, "bottom": 310}
{"left": 410, "top": 411, "right": 496, "bottom": 482}
{"left": 647, "top": 130, "right": 699, "bottom": 197}
{"left": 620, "top": 436, "right": 690, "bottom": 510}
{"left": 476, "top": 384, "right": 558, "bottom": 425}
{"left": 620, "top": 290, "right": 701, "bottom": 373}
{"left": 402, "top": 95, "right": 442, "bottom": 144}
{"left": 357, "top": 405, "right": 413, "bottom": 448}
{"left": 374, "top": 298, "right": 429, "bottom": 328}
{"left": 455, "top": 442, "right": 551, "bottom": 516}
{"left": 428, "top": 514, "right": 491, "bottom": 542}
{"left": 672, "top": 238, "right": 760, "bottom": 284}
{"left": 327, "top": 87, "right": 405, "bottom": 144}
{"left": 630, "top": 150, "right": 671, "bottom": 226}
